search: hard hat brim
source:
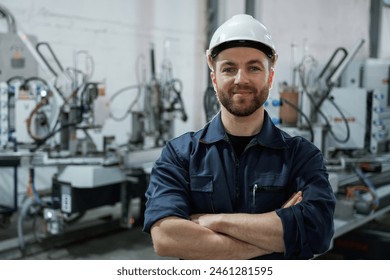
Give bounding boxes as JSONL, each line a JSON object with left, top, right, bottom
{"left": 210, "top": 39, "right": 274, "bottom": 60}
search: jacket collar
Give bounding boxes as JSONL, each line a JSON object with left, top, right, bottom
{"left": 200, "top": 110, "right": 288, "bottom": 149}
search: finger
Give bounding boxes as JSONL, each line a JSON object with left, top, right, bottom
{"left": 294, "top": 196, "right": 303, "bottom": 205}
{"left": 291, "top": 192, "right": 303, "bottom": 206}
{"left": 282, "top": 197, "right": 294, "bottom": 208}
{"left": 282, "top": 191, "right": 302, "bottom": 208}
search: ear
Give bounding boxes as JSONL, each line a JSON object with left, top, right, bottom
{"left": 210, "top": 71, "right": 217, "bottom": 92}
{"left": 206, "top": 53, "right": 214, "bottom": 71}
{"left": 268, "top": 68, "right": 275, "bottom": 90}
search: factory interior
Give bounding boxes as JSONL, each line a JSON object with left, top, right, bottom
{"left": 1, "top": 0, "right": 390, "bottom": 260}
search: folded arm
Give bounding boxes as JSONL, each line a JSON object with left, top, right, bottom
{"left": 191, "top": 212, "right": 283, "bottom": 253}
{"left": 151, "top": 216, "right": 271, "bottom": 259}
{"left": 191, "top": 191, "right": 302, "bottom": 253}
{"left": 150, "top": 192, "right": 302, "bottom": 259}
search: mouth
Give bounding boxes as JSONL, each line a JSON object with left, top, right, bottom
{"left": 234, "top": 90, "right": 252, "bottom": 94}
{"left": 232, "top": 90, "right": 254, "bottom": 97}
{"left": 231, "top": 85, "right": 256, "bottom": 95}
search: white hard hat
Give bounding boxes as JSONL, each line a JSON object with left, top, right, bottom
{"left": 207, "top": 14, "right": 277, "bottom": 61}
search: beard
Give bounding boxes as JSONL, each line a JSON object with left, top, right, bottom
{"left": 216, "top": 83, "right": 269, "bottom": 117}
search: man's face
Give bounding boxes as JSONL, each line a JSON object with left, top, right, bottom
{"left": 210, "top": 47, "right": 274, "bottom": 117}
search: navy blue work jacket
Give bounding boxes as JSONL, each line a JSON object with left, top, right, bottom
{"left": 143, "top": 111, "right": 336, "bottom": 259}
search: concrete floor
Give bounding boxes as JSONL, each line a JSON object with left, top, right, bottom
{"left": 20, "top": 226, "right": 173, "bottom": 260}
{"left": 0, "top": 207, "right": 174, "bottom": 260}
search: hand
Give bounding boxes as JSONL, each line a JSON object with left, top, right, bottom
{"left": 282, "top": 191, "right": 302, "bottom": 208}
{"left": 191, "top": 213, "right": 217, "bottom": 227}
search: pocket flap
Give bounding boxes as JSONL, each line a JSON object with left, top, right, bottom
{"left": 190, "top": 175, "right": 213, "bottom": 192}
{"left": 250, "top": 174, "right": 287, "bottom": 190}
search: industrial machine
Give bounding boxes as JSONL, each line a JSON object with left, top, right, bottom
{"left": 0, "top": 3, "right": 187, "bottom": 254}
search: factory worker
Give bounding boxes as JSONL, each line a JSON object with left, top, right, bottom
{"left": 143, "top": 14, "right": 336, "bottom": 259}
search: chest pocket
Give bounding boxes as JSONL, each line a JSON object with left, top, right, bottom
{"left": 189, "top": 175, "right": 215, "bottom": 213}
{"left": 189, "top": 175, "right": 233, "bottom": 214}
{"left": 249, "top": 174, "right": 289, "bottom": 213}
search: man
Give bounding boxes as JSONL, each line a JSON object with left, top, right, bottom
{"left": 143, "top": 14, "right": 336, "bottom": 259}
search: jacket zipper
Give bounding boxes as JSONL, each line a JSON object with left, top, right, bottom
{"left": 226, "top": 136, "right": 240, "bottom": 210}
{"left": 234, "top": 157, "right": 240, "bottom": 208}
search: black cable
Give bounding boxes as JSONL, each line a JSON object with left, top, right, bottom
{"left": 298, "top": 67, "right": 350, "bottom": 144}
{"left": 317, "top": 48, "right": 348, "bottom": 86}
{"left": 109, "top": 85, "right": 141, "bottom": 122}
{"left": 314, "top": 47, "right": 348, "bottom": 111}
{"left": 173, "top": 85, "right": 188, "bottom": 122}
{"left": 35, "top": 42, "right": 68, "bottom": 101}
{"left": 29, "top": 168, "right": 42, "bottom": 205}
{"left": 79, "top": 82, "right": 99, "bottom": 112}
{"left": 35, "top": 42, "right": 65, "bottom": 77}
{"left": 326, "top": 96, "right": 351, "bottom": 143}
{"left": 301, "top": 62, "right": 350, "bottom": 143}
{"left": 0, "top": 4, "right": 17, "bottom": 33}
{"left": 23, "top": 76, "right": 50, "bottom": 88}
{"left": 6, "top": 76, "right": 25, "bottom": 85}
{"left": 164, "top": 78, "right": 187, "bottom": 121}
{"left": 30, "top": 121, "right": 81, "bottom": 153}
{"left": 109, "top": 84, "right": 140, "bottom": 102}
{"left": 280, "top": 97, "right": 314, "bottom": 143}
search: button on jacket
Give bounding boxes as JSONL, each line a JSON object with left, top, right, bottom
{"left": 143, "top": 111, "right": 336, "bottom": 259}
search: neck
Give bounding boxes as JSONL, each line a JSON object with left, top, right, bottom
{"left": 221, "top": 107, "right": 265, "bottom": 136}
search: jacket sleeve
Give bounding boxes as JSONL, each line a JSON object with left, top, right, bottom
{"left": 143, "top": 137, "right": 192, "bottom": 233}
{"left": 276, "top": 140, "right": 336, "bottom": 259}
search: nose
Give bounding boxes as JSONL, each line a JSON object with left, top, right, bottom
{"left": 234, "top": 69, "right": 249, "bottom": 84}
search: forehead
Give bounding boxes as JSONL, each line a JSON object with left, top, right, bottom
{"left": 215, "top": 47, "right": 269, "bottom": 64}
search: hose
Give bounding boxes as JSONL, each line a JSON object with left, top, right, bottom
{"left": 109, "top": 85, "right": 141, "bottom": 122}
{"left": 17, "top": 196, "right": 36, "bottom": 252}
{"left": 280, "top": 97, "right": 314, "bottom": 143}
{"left": 0, "top": 4, "right": 17, "bottom": 33}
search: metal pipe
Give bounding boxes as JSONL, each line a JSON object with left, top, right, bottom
{"left": 0, "top": 4, "right": 17, "bottom": 33}
{"left": 245, "top": 0, "right": 256, "bottom": 16}
{"left": 328, "top": 39, "right": 365, "bottom": 87}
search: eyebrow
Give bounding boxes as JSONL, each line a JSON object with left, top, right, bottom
{"left": 220, "top": 59, "right": 266, "bottom": 68}
{"left": 247, "top": 59, "right": 264, "bottom": 66}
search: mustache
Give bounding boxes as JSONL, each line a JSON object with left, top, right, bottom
{"left": 230, "top": 84, "right": 257, "bottom": 94}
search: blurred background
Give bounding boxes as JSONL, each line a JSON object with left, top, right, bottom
{"left": 0, "top": 0, "right": 390, "bottom": 260}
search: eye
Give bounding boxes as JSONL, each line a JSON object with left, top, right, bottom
{"left": 222, "top": 67, "right": 236, "bottom": 73}
{"left": 249, "top": 66, "right": 262, "bottom": 72}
